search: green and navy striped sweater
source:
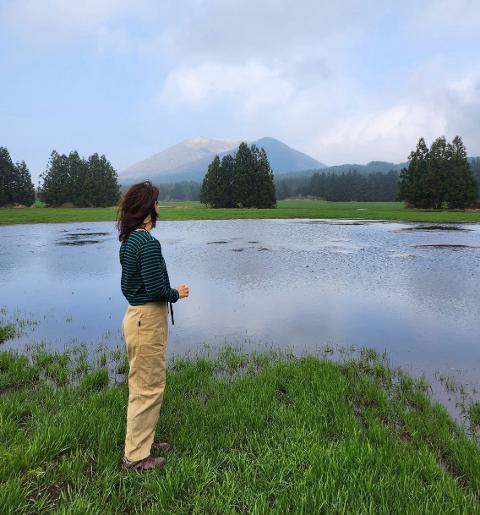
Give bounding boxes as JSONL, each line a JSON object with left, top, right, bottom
{"left": 119, "top": 230, "right": 179, "bottom": 306}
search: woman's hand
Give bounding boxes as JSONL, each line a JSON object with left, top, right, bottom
{"left": 175, "top": 284, "right": 190, "bottom": 299}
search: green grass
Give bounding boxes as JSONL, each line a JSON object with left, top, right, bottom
{"left": 0, "top": 324, "right": 15, "bottom": 344}
{"left": 1, "top": 340, "right": 480, "bottom": 513}
{"left": 2, "top": 201, "right": 480, "bottom": 224}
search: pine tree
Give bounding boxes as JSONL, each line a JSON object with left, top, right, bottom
{"left": 83, "top": 153, "right": 120, "bottom": 207}
{"left": 200, "top": 155, "right": 223, "bottom": 207}
{"left": 39, "top": 151, "right": 71, "bottom": 206}
{"left": 425, "top": 136, "right": 449, "bottom": 209}
{"left": 398, "top": 138, "right": 429, "bottom": 207}
{"left": 0, "top": 147, "right": 16, "bottom": 206}
{"left": 255, "top": 147, "right": 276, "bottom": 208}
{"left": 220, "top": 154, "right": 236, "bottom": 208}
{"left": 14, "top": 161, "right": 35, "bottom": 206}
{"left": 445, "top": 136, "right": 477, "bottom": 208}
{"left": 233, "top": 142, "right": 256, "bottom": 208}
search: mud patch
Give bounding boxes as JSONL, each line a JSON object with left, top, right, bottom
{"left": 65, "top": 232, "right": 110, "bottom": 238}
{"left": 56, "top": 240, "right": 101, "bottom": 246}
{"left": 411, "top": 244, "right": 480, "bottom": 251}
{"left": 398, "top": 225, "right": 471, "bottom": 232}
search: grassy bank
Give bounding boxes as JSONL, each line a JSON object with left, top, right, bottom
{"left": 1, "top": 340, "right": 480, "bottom": 514}
{"left": 2, "top": 201, "right": 480, "bottom": 225}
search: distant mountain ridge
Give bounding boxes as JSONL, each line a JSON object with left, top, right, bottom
{"left": 118, "top": 136, "right": 480, "bottom": 186}
{"left": 119, "top": 137, "right": 326, "bottom": 185}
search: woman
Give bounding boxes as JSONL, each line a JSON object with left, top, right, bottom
{"left": 116, "top": 180, "right": 189, "bottom": 471}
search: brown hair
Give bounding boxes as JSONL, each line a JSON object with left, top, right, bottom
{"left": 116, "top": 180, "right": 160, "bottom": 242}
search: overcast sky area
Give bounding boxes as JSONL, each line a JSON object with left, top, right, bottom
{"left": 1, "top": 0, "right": 479, "bottom": 185}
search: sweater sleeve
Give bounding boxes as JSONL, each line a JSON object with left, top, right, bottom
{"left": 139, "top": 239, "right": 180, "bottom": 303}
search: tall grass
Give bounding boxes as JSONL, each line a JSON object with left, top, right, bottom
{"left": 1, "top": 341, "right": 479, "bottom": 513}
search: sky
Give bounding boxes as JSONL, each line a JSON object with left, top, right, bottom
{"left": 1, "top": 0, "right": 479, "bottom": 185}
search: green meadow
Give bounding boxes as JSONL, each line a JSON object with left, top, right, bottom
{"left": 1, "top": 328, "right": 480, "bottom": 513}
{"left": 1, "top": 201, "right": 480, "bottom": 225}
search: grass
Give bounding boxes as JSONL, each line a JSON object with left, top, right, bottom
{"left": 1, "top": 335, "right": 480, "bottom": 513}
{"left": 2, "top": 200, "right": 480, "bottom": 224}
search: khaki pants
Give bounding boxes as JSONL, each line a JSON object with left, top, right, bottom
{"left": 122, "top": 301, "right": 169, "bottom": 461}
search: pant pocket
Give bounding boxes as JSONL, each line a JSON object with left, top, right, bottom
{"left": 135, "top": 346, "right": 166, "bottom": 392}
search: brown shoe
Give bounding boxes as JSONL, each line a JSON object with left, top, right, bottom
{"left": 151, "top": 441, "right": 171, "bottom": 453}
{"left": 121, "top": 455, "right": 166, "bottom": 471}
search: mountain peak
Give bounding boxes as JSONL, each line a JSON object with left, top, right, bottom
{"left": 120, "top": 136, "right": 326, "bottom": 184}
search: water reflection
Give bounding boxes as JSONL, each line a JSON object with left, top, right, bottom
{"left": 1, "top": 219, "right": 479, "bottom": 397}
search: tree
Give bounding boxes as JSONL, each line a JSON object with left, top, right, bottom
{"left": 445, "top": 136, "right": 477, "bottom": 208}
{"left": 0, "top": 148, "right": 35, "bottom": 206}
{"left": 81, "top": 153, "right": 120, "bottom": 207}
{"left": 233, "top": 143, "right": 257, "bottom": 208}
{"left": 201, "top": 155, "right": 224, "bottom": 207}
{"left": 14, "top": 161, "right": 35, "bottom": 206}
{"left": 39, "top": 151, "right": 70, "bottom": 206}
{"left": 220, "top": 154, "right": 236, "bottom": 208}
{"left": 0, "top": 147, "right": 17, "bottom": 206}
{"left": 255, "top": 147, "right": 276, "bottom": 208}
{"left": 398, "top": 138, "right": 429, "bottom": 207}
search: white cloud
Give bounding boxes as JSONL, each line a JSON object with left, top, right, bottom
{"left": 157, "top": 61, "right": 295, "bottom": 113}
{"left": 2, "top": 0, "right": 480, "bottom": 166}
{"left": 0, "top": 0, "right": 162, "bottom": 50}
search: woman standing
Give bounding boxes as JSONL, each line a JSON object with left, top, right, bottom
{"left": 116, "top": 181, "right": 189, "bottom": 471}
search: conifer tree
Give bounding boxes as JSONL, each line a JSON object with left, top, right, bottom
{"left": 0, "top": 147, "right": 16, "bottom": 206}
{"left": 200, "top": 155, "right": 223, "bottom": 207}
{"left": 220, "top": 154, "right": 236, "bottom": 208}
{"left": 233, "top": 142, "right": 256, "bottom": 208}
{"left": 445, "top": 136, "right": 477, "bottom": 208}
{"left": 398, "top": 138, "right": 429, "bottom": 207}
{"left": 82, "top": 153, "right": 120, "bottom": 207}
{"left": 256, "top": 147, "right": 276, "bottom": 208}
{"left": 39, "top": 151, "right": 71, "bottom": 206}
{"left": 14, "top": 160, "right": 35, "bottom": 205}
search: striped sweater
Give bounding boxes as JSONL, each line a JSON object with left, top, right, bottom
{"left": 119, "top": 230, "right": 179, "bottom": 306}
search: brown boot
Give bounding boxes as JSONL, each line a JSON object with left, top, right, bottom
{"left": 121, "top": 454, "right": 166, "bottom": 471}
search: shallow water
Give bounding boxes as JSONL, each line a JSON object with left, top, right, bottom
{"left": 1, "top": 218, "right": 479, "bottom": 413}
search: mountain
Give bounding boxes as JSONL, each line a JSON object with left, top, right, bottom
{"left": 119, "top": 137, "right": 326, "bottom": 185}
{"left": 120, "top": 137, "right": 241, "bottom": 182}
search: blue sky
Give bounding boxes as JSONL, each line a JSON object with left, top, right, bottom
{"left": 1, "top": 0, "right": 479, "bottom": 185}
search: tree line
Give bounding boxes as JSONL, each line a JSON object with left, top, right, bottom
{"left": 200, "top": 142, "right": 276, "bottom": 208}
{"left": 275, "top": 170, "right": 400, "bottom": 201}
{"left": 0, "top": 146, "right": 121, "bottom": 207}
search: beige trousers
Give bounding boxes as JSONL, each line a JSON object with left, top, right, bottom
{"left": 122, "top": 301, "right": 169, "bottom": 461}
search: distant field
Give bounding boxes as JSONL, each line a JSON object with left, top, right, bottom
{"left": 1, "top": 201, "right": 480, "bottom": 224}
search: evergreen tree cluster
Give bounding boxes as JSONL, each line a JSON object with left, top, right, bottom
{"left": 309, "top": 170, "right": 399, "bottom": 201}
{"left": 39, "top": 151, "right": 120, "bottom": 207}
{"left": 398, "top": 136, "right": 478, "bottom": 209}
{"left": 200, "top": 143, "right": 276, "bottom": 208}
{"left": 275, "top": 170, "right": 400, "bottom": 201}
{"left": 0, "top": 147, "right": 35, "bottom": 206}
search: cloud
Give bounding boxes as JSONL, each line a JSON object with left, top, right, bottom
{"left": 157, "top": 61, "right": 295, "bottom": 112}
{"left": 0, "top": 0, "right": 162, "bottom": 51}
{"left": 2, "top": 0, "right": 480, "bottom": 169}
